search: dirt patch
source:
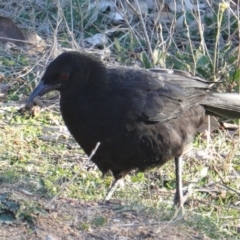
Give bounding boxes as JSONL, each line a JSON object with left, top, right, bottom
{"left": 0, "top": 185, "right": 208, "bottom": 240}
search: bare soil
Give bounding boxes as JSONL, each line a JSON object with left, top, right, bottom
{"left": 0, "top": 185, "right": 208, "bottom": 240}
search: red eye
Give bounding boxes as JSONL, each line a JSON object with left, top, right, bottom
{"left": 59, "top": 72, "right": 69, "bottom": 81}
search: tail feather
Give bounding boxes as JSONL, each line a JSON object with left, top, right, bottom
{"left": 201, "top": 93, "right": 240, "bottom": 119}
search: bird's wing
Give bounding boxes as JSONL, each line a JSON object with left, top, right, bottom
{"left": 138, "top": 80, "right": 206, "bottom": 122}
{"left": 108, "top": 67, "right": 206, "bottom": 123}
{"left": 149, "top": 68, "right": 218, "bottom": 89}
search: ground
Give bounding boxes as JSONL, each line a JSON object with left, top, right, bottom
{"left": 0, "top": 185, "right": 211, "bottom": 240}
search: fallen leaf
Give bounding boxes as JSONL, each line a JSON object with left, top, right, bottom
{"left": 0, "top": 16, "right": 25, "bottom": 47}
{"left": 23, "top": 31, "right": 46, "bottom": 53}
{"left": 85, "top": 33, "right": 109, "bottom": 47}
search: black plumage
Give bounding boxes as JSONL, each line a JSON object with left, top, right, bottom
{"left": 27, "top": 51, "right": 240, "bottom": 207}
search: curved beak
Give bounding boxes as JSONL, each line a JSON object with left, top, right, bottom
{"left": 26, "top": 81, "right": 60, "bottom": 108}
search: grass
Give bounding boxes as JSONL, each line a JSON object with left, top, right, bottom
{"left": 0, "top": 0, "right": 240, "bottom": 239}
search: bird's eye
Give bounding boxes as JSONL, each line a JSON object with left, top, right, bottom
{"left": 59, "top": 72, "right": 69, "bottom": 81}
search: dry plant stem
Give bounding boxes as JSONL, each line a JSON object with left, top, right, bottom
{"left": 208, "top": 4, "right": 226, "bottom": 147}
{"left": 133, "top": 0, "right": 153, "bottom": 55}
{"left": 48, "top": 1, "right": 62, "bottom": 60}
{"left": 59, "top": 3, "right": 80, "bottom": 50}
{"left": 165, "top": 0, "right": 177, "bottom": 52}
{"left": 153, "top": 5, "right": 168, "bottom": 61}
{"left": 45, "top": 142, "right": 101, "bottom": 208}
{"left": 216, "top": 183, "right": 240, "bottom": 196}
{"left": 196, "top": 1, "right": 205, "bottom": 54}
{"left": 213, "top": 4, "right": 227, "bottom": 79}
{"left": 0, "top": 36, "right": 45, "bottom": 45}
{"left": 113, "top": 1, "right": 147, "bottom": 52}
{"left": 77, "top": 2, "right": 85, "bottom": 46}
{"left": 124, "top": 0, "right": 153, "bottom": 56}
{"left": 212, "top": 165, "right": 226, "bottom": 184}
{"left": 207, "top": 115, "right": 211, "bottom": 149}
{"left": 108, "top": 32, "right": 129, "bottom": 49}
{"left": 13, "top": 49, "right": 50, "bottom": 95}
{"left": 105, "top": 178, "right": 124, "bottom": 201}
{"left": 156, "top": 23, "right": 165, "bottom": 50}
{"left": 70, "top": 0, "right": 74, "bottom": 49}
{"left": 213, "top": 12, "right": 220, "bottom": 79}
{"left": 180, "top": 0, "right": 196, "bottom": 75}
{"left": 224, "top": 140, "right": 239, "bottom": 173}
{"left": 195, "top": 0, "right": 212, "bottom": 65}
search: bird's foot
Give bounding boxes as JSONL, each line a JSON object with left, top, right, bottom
{"left": 173, "top": 184, "right": 194, "bottom": 215}
{"left": 105, "top": 178, "right": 124, "bottom": 202}
{"left": 174, "top": 192, "right": 188, "bottom": 208}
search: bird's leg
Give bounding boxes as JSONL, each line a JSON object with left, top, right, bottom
{"left": 174, "top": 155, "right": 185, "bottom": 208}
{"left": 105, "top": 178, "right": 123, "bottom": 201}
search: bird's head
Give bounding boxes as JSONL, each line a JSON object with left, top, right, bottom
{"left": 26, "top": 51, "right": 106, "bottom": 108}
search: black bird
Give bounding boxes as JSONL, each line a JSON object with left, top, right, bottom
{"left": 27, "top": 51, "right": 240, "bottom": 207}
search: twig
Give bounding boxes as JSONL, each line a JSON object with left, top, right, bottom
{"left": 134, "top": 0, "right": 153, "bottom": 55}
{"left": 124, "top": 0, "right": 153, "bottom": 56}
{"left": 45, "top": 142, "right": 100, "bottom": 208}
{"left": 213, "top": 3, "right": 229, "bottom": 78}
{"left": 180, "top": 0, "right": 196, "bottom": 75}
{"left": 216, "top": 183, "right": 240, "bottom": 196}
{"left": 112, "top": 2, "right": 148, "bottom": 56}
{"left": 212, "top": 165, "right": 226, "bottom": 184}
{"left": 60, "top": 8, "right": 81, "bottom": 50}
